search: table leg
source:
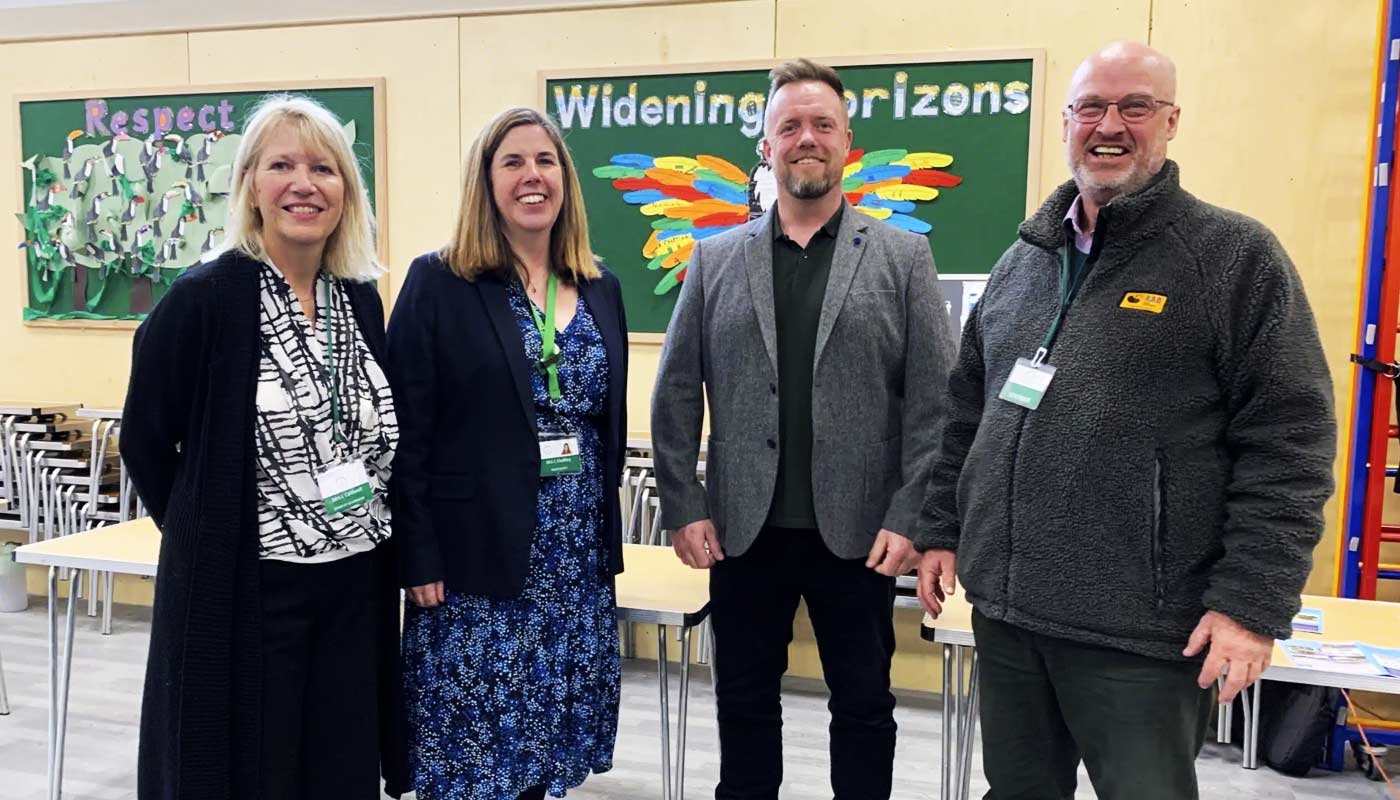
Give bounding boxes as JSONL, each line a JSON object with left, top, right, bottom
{"left": 657, "top": 625, "right": 673, "bottom": 800}
{"left": 1238, "top": 685, "right": 1251, "bottom": 769}
{"left": 0, "top": 643, "right": 10, "bottom": 715}
{"left": 1216, "top": 677, "right": 1231, "bottom": 744}
{"left": 958, "top": 650, "right": 980, "bottom": 800}
{"left": 46, "top": 566, "right": 58, "bottom": 799}
{"left": 676, "top": 625, "right": 692, "bottom": 800}
{"left": 53, "top": 568, "right": 80, "bottom": 800}
{"left": 86, "top": 570, "right": 98, "bottom": 618}
{"left": 941, "top": 643, "right": 953, "bottom": 800}
{"left": 954, "top": 646, "right": 964, "bottom": 784}
{"left": 1243, "top": 680, "right": 1262, "bottom": 770}
{"left": 695, "top": 617, "right": 710, "bottom": 665}
{"left": 101, "top": 572, "right": 114, "bottom": 636}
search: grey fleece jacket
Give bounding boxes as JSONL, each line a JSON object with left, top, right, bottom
{"left": 916, "top": 161, "right": 1336, "bottom": 661}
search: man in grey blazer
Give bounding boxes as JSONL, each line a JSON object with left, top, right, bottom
{"left": 651, "top": 58, "right": 956, "bottom": 800}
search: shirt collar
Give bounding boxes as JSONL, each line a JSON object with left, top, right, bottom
{"left": 1064, "top": 195, "right": 1095, "bottom": 255}
{"left": 774, "top": 203, "right": 844, "bottom": 243}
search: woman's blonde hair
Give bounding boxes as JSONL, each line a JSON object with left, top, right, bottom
{"left": 217, "top": 93, "right": 382, "bottom": 281}
{"left": 441, "top": 107, "right": 598, "bottom": 283}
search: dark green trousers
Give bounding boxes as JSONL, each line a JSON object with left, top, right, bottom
{"left": 972, "top": 610, "right": 1216, "bottom": 800}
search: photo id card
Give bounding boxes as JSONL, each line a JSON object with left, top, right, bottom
{"left": 998, "top": 358, "right": 1057, "bottom": 410}
{"left": 539, "top": 431, "right": 582, "bottom": 477}
{"left": 316, "top": 458, "right": 373, "bottom": 516}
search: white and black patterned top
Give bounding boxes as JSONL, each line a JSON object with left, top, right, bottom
{"left": 254, "top": 261, "right": 398, "bottom": 562}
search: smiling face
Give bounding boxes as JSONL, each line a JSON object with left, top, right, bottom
{"left": 490, "top": 124, "right": 564, "bottom": 243}
{"left": 762, "top": 79, "right": 852, "bottom": 202}
{"left": 251, "top": 124, "right": 344, "bottom": 263}
{"left": 1064, "top": 43, "right": 1179, "bottom": 204}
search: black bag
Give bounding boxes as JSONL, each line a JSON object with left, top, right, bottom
{"left": 1227, "top": 681, "right": 1339, "bottom": 776}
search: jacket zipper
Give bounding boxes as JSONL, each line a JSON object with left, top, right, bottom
{"left": 1002, "top": 410, "right": 1028, "bottom": 605}
{"left": 1152, "top": 452, "right": 1165, "bottom": 609}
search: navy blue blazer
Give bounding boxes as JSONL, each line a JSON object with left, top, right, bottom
{"left": 386, "top": 252, "right": 629, "bottom": 596}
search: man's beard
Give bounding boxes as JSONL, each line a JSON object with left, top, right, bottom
{"left": 1071, "top": 154, "right": 1157, "bottom": 202}
{"left": 783, "top": 169, "right": 838, "bottom": 200}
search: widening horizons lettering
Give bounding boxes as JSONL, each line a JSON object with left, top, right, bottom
{"left": 553, "top": 75, "right": 1030, "bottom": 139}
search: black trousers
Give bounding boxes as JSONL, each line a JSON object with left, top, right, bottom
{"left": 709, "top": 526, "right": 897, "bottom": 800}
{"left": 260, "top": 548, "right": 382, "bottom": 800}
{"left": 972, "top": 610, "right": 1216, "bottom": 800}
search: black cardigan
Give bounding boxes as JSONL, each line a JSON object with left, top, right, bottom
{"left": 121, "top": 250, "right": 408, "bottom": 800}
{"left": 386, "top": 252, "right": 628, "bottom": 596}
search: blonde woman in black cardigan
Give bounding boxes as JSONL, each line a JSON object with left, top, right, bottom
{"left": 121, "top": 94, "right": 407, "bottom": 800}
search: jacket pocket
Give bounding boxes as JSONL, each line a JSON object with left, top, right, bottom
{"left": 1151, "top": 452, "right": 1166, "bottom": 609}
{"left": 864, "top": 435, "right": 903, "bottom": 517}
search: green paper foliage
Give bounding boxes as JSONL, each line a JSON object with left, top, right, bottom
{"left": 18, "top": 88, "right": 375, "bottom": 321}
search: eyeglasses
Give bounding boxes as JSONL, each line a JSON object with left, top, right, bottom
{"left": 1066, "top": 95, "right": 1176, "bottom": 123}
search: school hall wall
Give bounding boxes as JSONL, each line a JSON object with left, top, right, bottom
{"left": 1, "top": 0, "right": 1382, "bottom": 693}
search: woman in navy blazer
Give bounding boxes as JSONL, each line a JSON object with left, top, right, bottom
{"left": 387, "top": 107, "right": 627, "bottom": 800}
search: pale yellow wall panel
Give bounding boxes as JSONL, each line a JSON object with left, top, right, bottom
{"left": 0, "top": 34, "right": 189, "bottom": 405}
{"left": 0, "top": 0, "right": 740, "bottom": 44}
{"left": 1153, "top": 0, "right": 1378, "bottom": 597}
{"left": 628, "top": 345, "right": 663, "bottom": 437}
{"left": 775, "top": 0, "right": 1151, "bottom": 206}
{"left": 460, "top": 0, "right": 773, "bottom": 434}
{"left": 460, "top": 0, "right": 774, "bottom": 136}
{"left": 189, "top": 19, "right": 460, "bottom": 297}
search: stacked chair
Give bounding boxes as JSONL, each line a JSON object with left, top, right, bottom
{"left": 0, "top": 404, "right": 139, "bottom": 635}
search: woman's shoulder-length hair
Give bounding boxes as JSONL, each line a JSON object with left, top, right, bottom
{"left": 441, "top": 107, "right": 598, "bottom": 285}
{"left": 213, "top": 93, "right": 382, "bottom": 282}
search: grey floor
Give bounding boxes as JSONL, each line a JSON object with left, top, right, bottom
{"left": 0, "top": 598, "right": 1392, "bottom": 800}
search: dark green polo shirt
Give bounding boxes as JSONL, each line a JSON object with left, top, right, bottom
{"left": 766, "top": 205, "right": 842, "bottom": 529}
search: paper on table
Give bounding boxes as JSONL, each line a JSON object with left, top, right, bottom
{"left": 1291, "top": 607, "right": 1323, "bottom": 634}
{"left": 1358, "top": 645, "right": 1400, "bottom": 679}
{"left": 1280, "top": 640, "right": 1386, "bottom": 676}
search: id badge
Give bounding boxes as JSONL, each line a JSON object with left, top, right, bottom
{"left": 998, "top": 357, "right": 1057, "bottom": 410}
{"left": 539, "top": 429, "right": 582, "bottom": 477}
{"left": 316, "top": 458, "right": 373, "bottom": 516}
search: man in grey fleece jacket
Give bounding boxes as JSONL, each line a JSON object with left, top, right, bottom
{"left": 914, "top": 41, "right": 1336, "bottom": 799}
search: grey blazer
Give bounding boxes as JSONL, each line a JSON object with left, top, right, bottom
{"left": 651, "top": 203, "right": 956, "bottom": 559}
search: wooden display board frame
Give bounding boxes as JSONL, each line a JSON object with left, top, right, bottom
{"left": 542, "top": 49, "right": 1046, "bottom": 344}
{"left": 14, "top": 77, "right": 389, "bottom": 330}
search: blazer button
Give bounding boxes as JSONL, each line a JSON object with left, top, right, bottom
{"left": 767, "top": 438, "right": 777, "bottom": 449}
{"left": 770, "top": 383, "right": 777, "bottom": 395}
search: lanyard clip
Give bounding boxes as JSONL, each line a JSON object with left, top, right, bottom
{"left": 1030, "top": 347, "right": 1049, "bottom": 368}
{"left": 536, "top": 349, "right": 561, "bottom": 374}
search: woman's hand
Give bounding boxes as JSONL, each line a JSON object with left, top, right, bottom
{"left": 407, "top": 581, "right": 445, "bottom": 608}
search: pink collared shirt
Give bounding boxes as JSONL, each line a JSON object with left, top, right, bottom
{"left": 1065, "top": 195, "right": 1094, "bottom": 254}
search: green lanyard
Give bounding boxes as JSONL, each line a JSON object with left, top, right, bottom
{"left": 1033, "top": 245, "right": 1091, "bottom": 367}
{"left": 528, "top": 272, "right": 563, "bottom": 402}
{"left": 321, "top": 276, "right": 348, "bottom": 451}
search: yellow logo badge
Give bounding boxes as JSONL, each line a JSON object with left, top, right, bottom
{"left": 1120, "top": 292, "right": 1167, "bottom": 314}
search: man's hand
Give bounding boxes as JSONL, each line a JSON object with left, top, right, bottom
{"left": 865, "top": 529, "right": 919, "bottom": 576}
{"left": 672, "top": 519, "right": 724, "bottom": 569}
{"left": 1183, "top": 610, "right": 1274, "bottom": 703}
{"left": 917, "top": 549, "right": 957, "bottom": 618}
{"left": 407, "top": 581, "right": 445, "bottom": 608}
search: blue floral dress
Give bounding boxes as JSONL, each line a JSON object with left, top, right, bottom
{"left": 402, "top": 281, "right": 620, "bottom": 800}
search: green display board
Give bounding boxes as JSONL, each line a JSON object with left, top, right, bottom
{"left": 15, "top": 80, "right": 384, "bottom": 326}
{"left": 544, "top": 52, "right": 1044, "bottom": 336}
